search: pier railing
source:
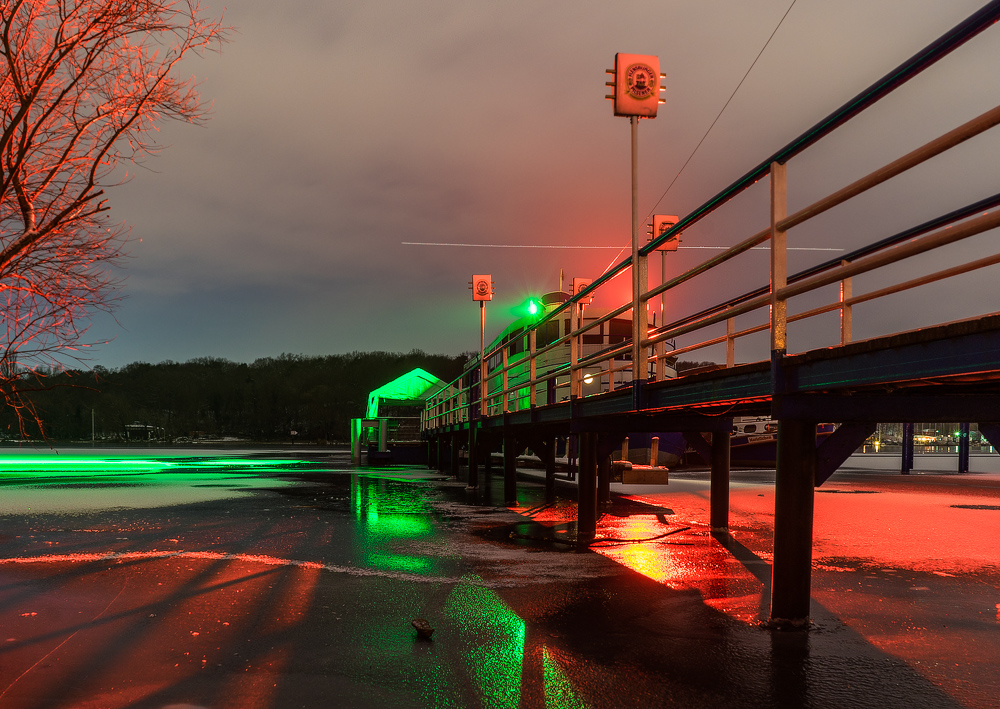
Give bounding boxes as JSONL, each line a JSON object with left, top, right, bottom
{"left": 422, "top": 1, "right": 1000, "bottom": 431}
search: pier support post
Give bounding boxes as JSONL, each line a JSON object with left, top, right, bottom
{"left": 543, "top": 438, "right": 556, "bottom": 503}
{"left": 467, "top": 425, "right": 479, "bottom": 489}
{"left": 770, "top": 418, "right": 816, "bottom": 626}
{"left": 710, "top": 425, "right": 732, "bottom": 532}
{"left": 503, "top": 432, "right": 518, "bottom": 506}
{"left": 436, "top": 437, "right": 446, "bottom": 473}
{"left": 958, "top": 423, "right": 970, "bottom": 474}
{"left": 902, "top": 422, "right": 914, "bottom": 474}
{"left": 577, "top": 432, "right": 598, "bottom": 545}
{"left": 449, "top": 433, "right": 460, "bottom": 479}
{"left": 597, "top": 452, "right": 611, "bottom": 508}
{"left": 483, "top": 433, "right": 493, "bottom": 480}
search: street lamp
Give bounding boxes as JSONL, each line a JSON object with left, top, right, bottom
{"left": 606, "top": 53, "right": 665, "bottom": 397}
{"left": 470, "top": 274, "right": 493, "bottom": 416}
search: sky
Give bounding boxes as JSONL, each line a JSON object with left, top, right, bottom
{"left": 85, "top": 0, "right": 1000, "bottom": 368}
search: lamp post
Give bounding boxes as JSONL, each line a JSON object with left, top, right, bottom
{"left": 606, "top": 53, "right": 665, "bottom": 397}
{"left": 470, "top": 275, "right": 493, "bottom": 417}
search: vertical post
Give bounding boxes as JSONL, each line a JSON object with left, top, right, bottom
{"left": 710, "top": 426, "right": 731, "bottom": 532}
{"left": 502, "top": 348, "right": 509, "bottom": 413}
{"left": 661, "top": 250, "right": 668, "bottom": 332}
{"left": 631, "top": 116, "right": 648, "bottom": 395}
{"left": 577, "top": 432, "right": 598, "bottom": 545}
{"left": 902, "top": 422, "right": 914, "bottom": 474}
{"left": 598, "top": 451, "right": 611, "bottom": 508}
{"left": 480, "top": 300, "right": 487, "bottom": 417}
{"left": 503, "top": 432, "right": 517, "bottom": 506}
{"left": 467, "top": 425, "right": 478, "bottom": 489}
{"left": 958, "top": 422, "right": 970, "bottom": 474}
{"left": 437, "top": 436, "right": 446, "bottom": 473}
{"left": 350, "top": 419, "right": 362, "bottom": 465}
{"left": 770, "top": 161, "right": 788, "bottom": 355}
{"left": 570, "top": 303, "right": 581, "bottom": 398}
{"left": 529, "top": 329, "right": 537, "bottom": 408}
{"left": 726, "top": 314, "right": 736, "bottom": 368}
{"left": 840, "top": 264, "right": 853, "bottom": 345}
{"left": 378, "top": 418, "right": 387, "bottom": 453}
{"left": 650, "top": 436, "right": 659, "bottom": 465}
{"left": 655, "top": 341, "right": 665, "bottom": 381}
{"left": 770, "top": 418, "right": 816, "bottom": 625}
{"left": 544, "top": 437, "right": 556, "bottom": 504}
{"left": 450, "top": 432, "right": 460, "bottom": 479}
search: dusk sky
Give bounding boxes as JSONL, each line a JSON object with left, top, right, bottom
{"left": 87, "top": 0, "right": 1000, "bottom": 368}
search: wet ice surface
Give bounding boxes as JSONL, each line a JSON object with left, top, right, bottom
{"left": 0, "top": 449, "right": 995, "bottom": 708}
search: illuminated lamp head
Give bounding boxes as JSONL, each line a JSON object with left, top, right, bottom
{"left": 583, "top": 374, "right": 594, "bottom": 385}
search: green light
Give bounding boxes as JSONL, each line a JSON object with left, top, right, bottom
{"left": 364, "top": 552, "right": 432, "bottom": 573}
{"left": 528, "top": 300, "right": 539, "bottom": 316}
{"left": 543, "top": 646, "right": 589, "bottom": 709}
{"left": 445, "top": 578, "right": 525, "bottom": 708}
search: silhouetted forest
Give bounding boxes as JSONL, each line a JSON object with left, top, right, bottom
{"left": 1, "top": 351, "right": 470, "bottom": 444}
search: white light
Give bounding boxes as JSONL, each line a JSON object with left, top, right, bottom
{"left": 583, "top": 374, "right": 594, "bottom": 385}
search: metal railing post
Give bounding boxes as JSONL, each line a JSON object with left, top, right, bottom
{"left": 840, "top": 262, "right": 853, "bottom": 345}
{"left": 529, "top": 329, "right": 537, "bottom": 408}
{"left": 502, "top": 348, "right": 509, "bottom": 413}
{"left": 571, "top": 303, "right": 582, "bottom": 398}
{"left": 770, "top": 161, "right": 788, "bottom": 354}
{"left": 726, "top": 313, "right": 736, "bottom": 367}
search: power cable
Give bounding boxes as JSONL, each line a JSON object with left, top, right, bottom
{"left": 599, "top": 0, "right": 799, "bottom": 276}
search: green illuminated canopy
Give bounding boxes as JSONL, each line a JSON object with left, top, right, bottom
{"left": 365, "top": 368, "right": 447, "bottom": 419}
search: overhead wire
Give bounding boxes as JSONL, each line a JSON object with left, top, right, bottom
{"left": 599, "top": 0, "right": 800, "bottom": 277}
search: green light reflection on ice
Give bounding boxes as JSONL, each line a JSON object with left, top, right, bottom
{"left": 542, "top": 646, "right": 589, "bottom": 709}
{"left": 351, "top": 475, "right": 435, "bottom": 576}
{"left": 363, "top": 552, "right": 432, "bottom": 574}
{"left": 444, "top": 578, "right": 526, "bottom": 709}
{"left": 0, "top": 455, "right": 317, "bottom": 479}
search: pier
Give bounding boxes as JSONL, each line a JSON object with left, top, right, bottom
{"left": 421, "top": 2, "right": 1000, "bottom": 627}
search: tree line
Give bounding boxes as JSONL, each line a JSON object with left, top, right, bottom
{"left": 1, "top": 351, "right": 470, "bottom": 445}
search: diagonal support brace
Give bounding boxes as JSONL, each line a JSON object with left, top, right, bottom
{"left": 815, "top": 422, "right": 876, "bottom": 486}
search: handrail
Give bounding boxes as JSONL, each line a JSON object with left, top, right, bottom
{"left": 647, "top": 188, "right": 1000, "bottom": 342}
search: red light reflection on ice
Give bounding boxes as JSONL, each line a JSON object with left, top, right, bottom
{"left": 591, "top": 515, "right": 680, "bottom": 584}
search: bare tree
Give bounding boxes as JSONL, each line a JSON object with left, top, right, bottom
{"left": 0, "top": 0, "right": 226, "bottom": 435}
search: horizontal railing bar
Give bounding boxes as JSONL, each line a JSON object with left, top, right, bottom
{"left": 577, "top": 302, "right": 633, "bottom": 336}
{"left": 646, "top": 291, "right": 770, "bottom": 348}
{"left": 662, "top": 334, "right": 729, "bottom": 359}
{"left": 777, "top": 209, "right": 1000, "bottom": 301}
{"left": 577, "top": 342, "right": 632, "bottom": 369}
{"left": 646, "top": 191, "right": 1000, "bottom": 341}
{"left": 792, "top": 250, "right": 1000, "bottom": 323}
{"left": 784, "top": 190, "right": 1000, "bottom": 286}
{"left": 778, "top": 104, "right": 1000, "bottom": 233}
{"left": 644, "top": 226, "right": 771, "bottom": 304}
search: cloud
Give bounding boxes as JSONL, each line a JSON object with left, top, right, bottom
{"left": 90, "top": 0, "right": 999, "bottom": 368}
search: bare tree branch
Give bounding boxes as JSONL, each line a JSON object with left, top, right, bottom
{"left": 0, "top": 0, "right": 227, "bottom": 437}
